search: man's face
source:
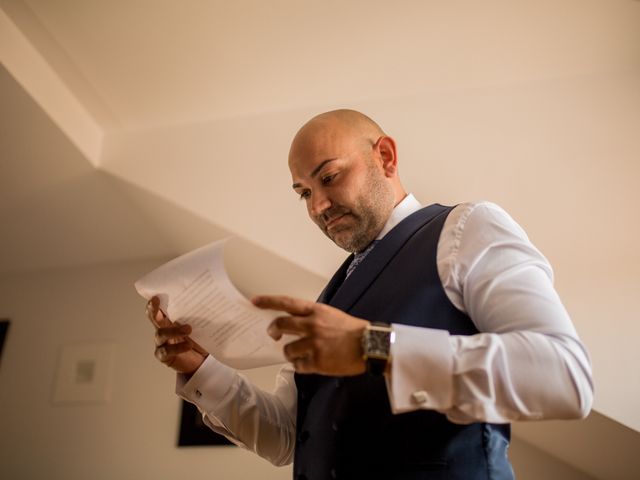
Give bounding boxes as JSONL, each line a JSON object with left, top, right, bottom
{"left": 289, "top": 126, "right": 394, "bottom": 253}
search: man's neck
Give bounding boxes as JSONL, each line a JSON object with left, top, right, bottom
{"left": 375, "top": 193, "right": 422, "bottom": 241}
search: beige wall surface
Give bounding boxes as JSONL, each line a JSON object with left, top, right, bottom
{"left": 510, "top": 437, "right": 595, "bottom": 480}
{"left": 0, "top": 259, "right": 291, "bottom": 480}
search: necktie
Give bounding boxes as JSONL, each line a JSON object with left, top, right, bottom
{"left": 346, "top": 240, "right": 379, "bottom": 278}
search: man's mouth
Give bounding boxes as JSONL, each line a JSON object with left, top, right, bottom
{"left": 324, "top": 213, "right": 350, "bottom": 231}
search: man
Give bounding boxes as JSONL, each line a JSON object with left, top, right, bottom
{"left": 149, "top": 110, "right": 593, "bottom": 479}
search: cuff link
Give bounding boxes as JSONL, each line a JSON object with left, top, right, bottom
{"left": 411, "top": 390, "right": 429, "bottom": 405}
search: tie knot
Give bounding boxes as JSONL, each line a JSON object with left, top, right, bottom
{"left": 346, "top": 240, "right": 379, "bottom": 278}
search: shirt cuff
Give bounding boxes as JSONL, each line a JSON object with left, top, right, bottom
{"left": 176, "top": 355, "right": 237, "bottom": 410}
{"left": 387, "top": 324, "right": 454, "bottom": 413}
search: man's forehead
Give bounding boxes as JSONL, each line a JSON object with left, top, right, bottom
{"left": 287, "top": 110, "right": 382, "bottom": 180}
{"left": 289, "top": 148, "right": 338, "bottom": 182}
{"left": 291, "top": 121, "right": 342, "bottom": 153}
{"left": 289, "top": 129, "right": 347, "bottom": 175}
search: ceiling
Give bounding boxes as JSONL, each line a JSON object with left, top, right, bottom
{"left": 3, "top": 0, "right": 640, "bottom": 131}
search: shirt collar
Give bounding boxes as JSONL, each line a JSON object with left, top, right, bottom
{"left": 376, "top": 193, "right": 422, "bottom": 240}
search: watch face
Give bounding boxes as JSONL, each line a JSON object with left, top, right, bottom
{"left": 365, "top": 326, "right": 392, "bottom": 359}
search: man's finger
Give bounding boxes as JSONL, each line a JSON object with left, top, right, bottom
{"left": 283, "top": 336, "right": 315, "bottom": 362}
{"left": 279, "top": 337, "right": 316, "bottom": 373}
{"left": 146, "top": 296, "right": 171, "bottom": 328}
{"left": 154, "top": 341, "right": 193, "bottom": 363}
{"left": 252, "top": 295, "right": 315, "bottom": 316}
{"left": 268, "top": 315, "right": 311, "bottom": 340}
{"left": 155, "top": 324, "right": 191, "bottom": 346}
{"left": 293, "top": 356, "right": 315, "bottom": 374}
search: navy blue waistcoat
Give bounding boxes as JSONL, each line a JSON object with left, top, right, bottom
{"left": 293, "top": 204, "right": 514, "bottom": 480}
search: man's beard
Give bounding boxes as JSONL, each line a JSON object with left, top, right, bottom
{"left": 318, "top": 165, "right": 394, "bottom": 253}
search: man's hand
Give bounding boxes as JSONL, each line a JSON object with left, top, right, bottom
{"left": 252, "top": 295, "right": 368, "bottom": 376}
{"left": 146, "top": 296, "right": 207, "bottom": 375}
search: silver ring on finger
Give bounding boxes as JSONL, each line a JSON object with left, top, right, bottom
{"left": 155, "top": 345, "right": 168, "bottom": 363}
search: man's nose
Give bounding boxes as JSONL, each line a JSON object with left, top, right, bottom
{"left": 309, "top": 191, "right": 331, "bottom": 218}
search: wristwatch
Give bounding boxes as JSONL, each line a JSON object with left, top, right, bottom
{"left": 361, "top": 322, "right": 395, "bottom": 375}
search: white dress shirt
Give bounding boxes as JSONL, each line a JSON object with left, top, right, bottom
{"left": 177, "top": 196, "right": 594, "bottom": 466}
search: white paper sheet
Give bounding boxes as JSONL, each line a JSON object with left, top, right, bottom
{"left": 134, "top": 239, "right": 287, "bottom": 369}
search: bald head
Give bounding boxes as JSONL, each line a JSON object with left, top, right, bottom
{"left": 288, "top": 109, "right": 407, "bottom": 253}
{"left": 293, "top": 109, "right": 386, "bottom": 141}
{"left": 289, "top": 109, "right": 386, "bottom": 165}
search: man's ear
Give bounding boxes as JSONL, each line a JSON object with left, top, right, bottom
{"left": 376, "top": 136, "right": 399, "bottom": 177}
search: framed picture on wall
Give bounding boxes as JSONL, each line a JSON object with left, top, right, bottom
{"left": 51, "top": 342, "right": 115, "bottom": 404}
{"left": 0, "top": 319, "right": 10, "bottom": 367}
{"left": 178, "top": 399, "right": 233, "bottom": 446}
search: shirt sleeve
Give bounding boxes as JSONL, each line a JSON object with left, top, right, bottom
{"left": 387, "top": 201, "right": 594, "bottom": 423}
{"left": 176, "top": 356, "right": 297, "bottom": 465}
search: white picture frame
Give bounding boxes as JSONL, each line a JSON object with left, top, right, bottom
{"left": 52, "top": 342, "right": 115, "bottom": 404}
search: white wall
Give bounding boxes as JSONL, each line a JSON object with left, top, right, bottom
{"left": 0, "top": 259, "right": 292, "bottom": 480}
{"left": 510, "top": 438, "right": 594, "bottom": 480}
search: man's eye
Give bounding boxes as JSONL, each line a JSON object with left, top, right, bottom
{"left": 321, "top": 174, "right": 336, "bottom": 185}
{"left": 299, "top": 190, "right": 311, "bottom": 200}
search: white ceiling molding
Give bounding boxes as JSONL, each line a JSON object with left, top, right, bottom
{"left": 0, "top": 6, "right": 102, "bottom": 165}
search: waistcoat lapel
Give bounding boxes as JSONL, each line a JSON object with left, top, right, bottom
{"left": 316, "top": 255, "right": 352, "bottom": 305}
{"left": 322, "top": 204, "right": 449, "bottom": 312}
